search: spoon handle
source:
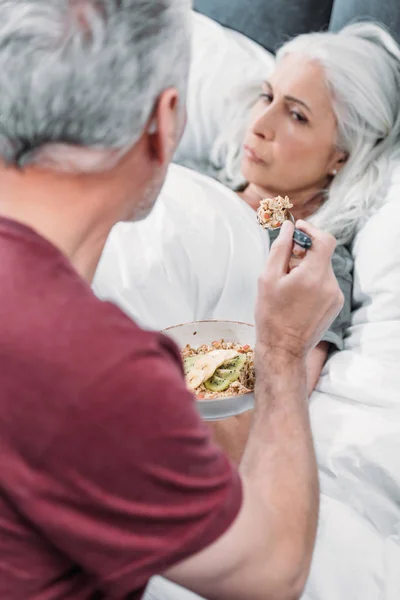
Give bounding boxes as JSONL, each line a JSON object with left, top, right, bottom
{"left": 293, "top": 228, "right": 312, "bottom": 249}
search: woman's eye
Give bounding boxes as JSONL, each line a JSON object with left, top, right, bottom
{"left": 291, "top": 111, "right": 308, "bottom": 124}
{"left": 259, "top": 92, "right": 273, "bottom": 103}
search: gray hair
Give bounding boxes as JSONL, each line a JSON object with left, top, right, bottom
{"left": 0, "top": 0, "right": 191, "bottom": 172}
{"left": 210, "top": 22, "right": 400, "bottom": 245}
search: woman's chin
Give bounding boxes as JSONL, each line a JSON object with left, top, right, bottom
{"left": 241, "top": 156, "right": 266, "bottom": 180}
{"left": 240, "top": 159, "right": 271, "bottom": 190}
{"left": 240, "top": 158, "right": 252, "bottom": 181}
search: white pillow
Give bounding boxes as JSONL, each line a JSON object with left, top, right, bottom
{"left": 174, "top": 12, "right": 276, "bottom": 172}
{"left": 351, "top": 166, "right": 400, "bottom": 331}
{"left": 318, "top": 164, "right": 400, "bottom": 404}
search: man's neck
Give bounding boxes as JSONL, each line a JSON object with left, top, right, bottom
{"left": 0, "top": 164, "right": 119, "bottom": 282}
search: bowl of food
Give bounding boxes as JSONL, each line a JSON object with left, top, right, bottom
{"left": 163, "top": 320, "right": 255, "bottom": 421}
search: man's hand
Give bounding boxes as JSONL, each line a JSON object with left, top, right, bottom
{"left": 255, "top": 220, "right": 344, "bottom": 360}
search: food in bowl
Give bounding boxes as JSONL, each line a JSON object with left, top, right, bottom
{"left": 182, "top": 339, "right": 255, "bottom": 400}
{"left": 257, "top": 195, "right": 293, "bottom": 230}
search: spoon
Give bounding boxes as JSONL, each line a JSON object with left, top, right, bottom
{"left": 276, "top": 211, "right": 313, "bottom": 250}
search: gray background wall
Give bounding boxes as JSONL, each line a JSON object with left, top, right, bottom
{"left": 193, "top": 0, "right": 334, "bottom": 51}
{"left": 194, "top": 0, "right": 400, "bottom": 50}
{"left": 330, "top": 0, "right": 400, "bottom": 41}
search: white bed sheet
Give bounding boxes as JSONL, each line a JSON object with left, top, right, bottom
{"left": 303, "top": 167, "right": 400, "bottom": 599}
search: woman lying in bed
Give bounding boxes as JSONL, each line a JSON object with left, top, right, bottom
{"left": 209, "top": 21, "right": 400, "bottom": 393}
{"left": 95, "top": 22, "right": 400, "bottom": 396}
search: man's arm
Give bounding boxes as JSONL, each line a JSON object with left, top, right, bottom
{"left": 164, "top": 220, "right": 344, "bottom": 599}
{"left": 208, "top": 341, "right": 329, "bottom": 466}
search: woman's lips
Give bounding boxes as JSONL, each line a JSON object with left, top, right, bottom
{"left": 243, "top": 145, "right": 265, "bottom": 165}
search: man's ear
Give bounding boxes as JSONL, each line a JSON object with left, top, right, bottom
{"left": 145, "top": 88, "right": 182, "bottom": 165}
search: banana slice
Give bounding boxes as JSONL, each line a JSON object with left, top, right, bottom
{"left": 185, "top": 349, "right": 239, "bottom": 391}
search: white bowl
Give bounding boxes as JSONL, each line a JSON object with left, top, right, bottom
{"left": 163, "top": 320, "right": 255, "bottom": 421}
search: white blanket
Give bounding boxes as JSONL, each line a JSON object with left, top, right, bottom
{"left": 94, "top": 164, "right": 269, "bottom": 329}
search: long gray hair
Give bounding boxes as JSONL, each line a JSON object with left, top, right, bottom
{"left": 210, "top": 23, "right": 400, "bottom": 245}
{"left": 0, "top": 0, "right": 191, "bottom": 173}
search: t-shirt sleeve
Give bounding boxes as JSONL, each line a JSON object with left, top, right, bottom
{"left": 321, "top": 244, "right": 354, "bottom": 351}
{"left": 19, "top": 335, "right": 242, "bottom": 598}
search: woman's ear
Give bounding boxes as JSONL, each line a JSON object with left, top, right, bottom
{"left": 330, "top": 149, "right": 349, "bottom": 176}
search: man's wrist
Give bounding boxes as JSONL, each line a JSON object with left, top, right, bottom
{"left": 253, "top": 342, "right": 308, "bottom": 413}
{"left": 255, "top": 341, "right": 306, "bottom": 372}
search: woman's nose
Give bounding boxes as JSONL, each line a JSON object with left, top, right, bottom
{"left": 251, "top": 108, "right": 276, "bottom": 142}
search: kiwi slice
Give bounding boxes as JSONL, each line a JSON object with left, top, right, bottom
{"left": 219, "top": 355, "right": 246, "bottom": 371}
{"left": 204, "top": 354, "right": 247, "bottom": 393}
{"left": 183, "top": 355, "right": 197, "bottom": 375}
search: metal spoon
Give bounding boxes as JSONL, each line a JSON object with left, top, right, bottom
{"left": 278, "top": 211, "right": 313, "bottom": 250}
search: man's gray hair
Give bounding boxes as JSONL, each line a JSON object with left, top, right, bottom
{"left": 0, "top": 0, "right": 191, "bottom": 172}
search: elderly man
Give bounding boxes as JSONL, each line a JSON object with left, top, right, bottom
{"left": 0, "top": 1, "right": 343, "bottom": 599}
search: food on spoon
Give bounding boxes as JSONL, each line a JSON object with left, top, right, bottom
{"left": 257, "top": 195, "right": 293, "bottom": 230}
{"left": 182, "top": 340, "right": 255, "bottom": 399}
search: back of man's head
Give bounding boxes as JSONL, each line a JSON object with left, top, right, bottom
{"left": 0, "top": 0, "right": 191, "bottom": 173}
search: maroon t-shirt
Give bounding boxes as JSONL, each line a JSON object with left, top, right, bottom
{"left": 0, "top": 217, "right": 242, "bottom": 600}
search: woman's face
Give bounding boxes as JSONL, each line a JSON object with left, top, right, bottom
{"left": 242, "top": 54, "right": 344, "bottom": 201}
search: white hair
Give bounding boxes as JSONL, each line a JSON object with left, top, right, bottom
{"left": 0, "top": 0, "right": 191, "bottom": 173}
{"left": 210, "top": 22, "right": 400, "bottom": 245}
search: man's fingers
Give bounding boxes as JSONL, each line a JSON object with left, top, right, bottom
{"left": 294, "top": 220, "right": 320, "bottom": 238}
{"left": 289, "top": 256, "right": 302, "bottom": 271}
{"left": 266, "top": 219, "right": 337, "bottom": 282}
{"left": 267, "top": 221, "right": 295, "bottom": 276}
{"left": 293, "top": 221, "right": 337, "bottom": 274}
{"left": 296, "top": 220, "right": 337, "bottom": 255}
{"left": 292, "top": 244, "right": 307, "bottom": 259}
